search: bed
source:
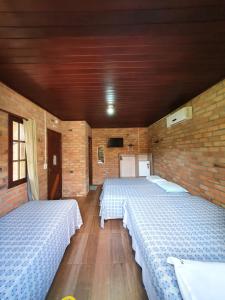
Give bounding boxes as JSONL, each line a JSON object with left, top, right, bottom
{"left": 102, "top": 177, "right": 150, "bottom": 189}
{"left": 100, "top": 181, "right": 188, "bottom": 227}
{"left": 123, "top": 195, "right": 225, "bottom": 300}
{"left": 0, "top": 200, "right": 83, "bottom": 300}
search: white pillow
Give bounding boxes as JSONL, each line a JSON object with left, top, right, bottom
{"left": 156, "top": 180, "right": 188, "bottom": 193}
{"left": 146, "top": 175, "right": 164, "bottom": 183}
{"left": 167, "top": 256, "right": 225, "bottom": 300}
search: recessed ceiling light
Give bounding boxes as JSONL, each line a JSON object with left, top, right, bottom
{"left": 107, "top": 96, "right": 114, "bottom": 104}
{"left": 107, "top": 104, "right": 115, "bottom": 116}
{"left": 106, "top": 86, "right": 115, "bottom": 104}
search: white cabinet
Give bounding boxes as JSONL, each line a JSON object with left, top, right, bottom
{"left": 119, "top": 153, "right": 152, "bottom": 177}
{"left": 138, "top": 160, "right": 150, "bottom": 176}
{"left": 120, "top": 155, "right": 136, "bottom": 177}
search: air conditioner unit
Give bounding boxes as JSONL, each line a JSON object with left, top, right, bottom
{"left": 166, "top": 106, "right": 192, "bottom": 128}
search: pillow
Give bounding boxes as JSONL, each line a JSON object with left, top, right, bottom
{"left": 167, "top": 256, "right": 225, "bottom": 300}
{"left": 156, "top": 180, "right": 188, "bottom": 193}
{"left": 146, "top": 175, "right": 164, "bottom": 183}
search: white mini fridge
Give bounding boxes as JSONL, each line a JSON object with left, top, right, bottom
{"left": 138, "top": 160, "right": 150, "bottom": 177}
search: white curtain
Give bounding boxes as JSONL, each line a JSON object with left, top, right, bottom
{"left": 23, "top": 119, "right": 39, "bottom": 200}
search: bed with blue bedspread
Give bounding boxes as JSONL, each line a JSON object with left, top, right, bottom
{"left": 123, "top": 195, "right": 225, "bottom": 300}
{"left": 103, "top": 177, "right": 150, "bottom": 189}
{"left": 0, "top": 200, "right": 82, "bottom": 300}
{"left": 100, "top": 181, "right": 188, "bottom": 227}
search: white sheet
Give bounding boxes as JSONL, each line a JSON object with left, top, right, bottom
{"left": 156, "top": 180, "right": 188, "bottom": 193}
{"left": 167, "top": 257, "right": 225, "bottom": 300}
{"left": 146, "top": 175, "right": 164, "bottom": 183}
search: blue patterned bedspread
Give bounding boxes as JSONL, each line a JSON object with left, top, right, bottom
{"left": 103, "top": 177, "right": 150, "bottom": 188}
{"left": 0, "top": 200, "right": 83, "bottom": 300}
{"left": 100, "top": 180, "right": 188, "bottom": 226}
{"left": 124, "top": 196, "right": 225, "bottom": 300}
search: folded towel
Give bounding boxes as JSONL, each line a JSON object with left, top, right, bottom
{"left": 167, "top": 256, "right": 225, "bottom": 300}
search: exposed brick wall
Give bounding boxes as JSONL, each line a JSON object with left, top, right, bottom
{"left": 0, "top": 82, "right": 90, "bottom": 216}
{"left": 149, "top": 80, "right": 225, "bottom": 206}
{"left": 62, "top": 121, "right": 91, "bottom": 197}
{"left": 1, "top": 78, "right": 224, "bottom": 215}
{"left": 0, "top": 82, "right": 62, "bottom": 216}
{"left": 92, "top": 128, "right": 149, "bottom": 184}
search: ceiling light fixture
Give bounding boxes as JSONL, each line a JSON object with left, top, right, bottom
{"left": 106, "top": 86, "right": 115, "bottom": 104}
{"left": 107, "top": 104, "right": 115, "bottom": 116}
{"left": 107, "top": 93, "right": 114, "bottom": 104}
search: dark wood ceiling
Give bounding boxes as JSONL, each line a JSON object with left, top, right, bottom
{"left": 0, "top": 1, "right": 225, "bottom": 127}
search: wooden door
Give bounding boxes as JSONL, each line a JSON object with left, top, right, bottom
{"left": 88, "top": 136, "right": 93, "bottom": 185}
{"left": 47, "top": 129, "right": 62, "bottom": 199}
{"left": 120, "top": 155, "right": 136, "bottom": 177}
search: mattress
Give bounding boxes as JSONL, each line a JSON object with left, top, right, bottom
{"left": 103, "top": 177, "right": 150, "bottom": 189}
{"left": 123, "top": 195, "right": 225, "bottom": 300}
{"left": 0, "top": 200, "right": 83, "bottom": 300}
{"left": 100, "top": 181, "right": 188, "bottom": 227}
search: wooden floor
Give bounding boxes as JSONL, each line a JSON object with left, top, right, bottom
{"left": 47, "top": 188, "right": 148, "bottom": 300}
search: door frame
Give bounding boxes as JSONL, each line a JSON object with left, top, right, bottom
{"left": 47, "top": 128, "right": 62, "bottom": 199}
{"left": 88, "top": 136, "right": 93, "bottom": 186}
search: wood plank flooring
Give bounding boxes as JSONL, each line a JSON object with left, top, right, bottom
{"left": 46, "top": 188, "right": 148, "bottom": 300}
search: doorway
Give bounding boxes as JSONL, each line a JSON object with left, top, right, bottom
{"left": 119, "top": 155, "right": 136, "bottom": 177}
{"left": 47, "top": 129, "right": 62, "bottom": 199}
{"left": 88, "top": 136, "right": 93, "bottom": 186}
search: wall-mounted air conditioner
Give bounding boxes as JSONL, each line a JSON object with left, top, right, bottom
{"left": 166, "top": 106, "right": 192, "bottom": 128}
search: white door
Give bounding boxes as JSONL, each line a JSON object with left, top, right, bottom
{"left": 139, "top": 160, "right": 150, "bottom": 176}
{"left": 120, "top": 155, "right": 136, "bottom": 177}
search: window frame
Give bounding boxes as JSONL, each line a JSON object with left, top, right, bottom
{"left": 8, "top": 114, "right": 27, "bottom": 188}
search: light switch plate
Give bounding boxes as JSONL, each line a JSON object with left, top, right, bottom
{"left": 43, "top": 163, "right": 48, "bottom": 170}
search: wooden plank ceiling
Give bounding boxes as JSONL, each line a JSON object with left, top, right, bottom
{"left": 0, "top": 0, "right": 225, "bottom": 127}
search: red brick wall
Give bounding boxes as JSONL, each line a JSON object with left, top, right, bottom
{"left": 0, "top": 82, "right": 63, "bottom": 216}
{"left": 149, "top": 80, "right": 225, "bottom": 206}
{"left": 1, "top": 79, "right": 224, "bottom": 214}
{"left": 92, "top": 128, "right": 149, "bottom": 184}
{"left": 0, "top": 82, "right": 90, "bottom": 216}
{"left": 62, "top": 121, "right": 91, "bottom": 197}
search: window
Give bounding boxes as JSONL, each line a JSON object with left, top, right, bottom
{"left": 8, "top": 114, "right": 27, "bottom": 188}
{"left": 97, "top": 145, "right": 105, "bottom": 164}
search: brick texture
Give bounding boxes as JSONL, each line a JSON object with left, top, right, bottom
{"left": 62, "top": 121, "right": 91, "bottom": 197}
{"left": 149, "top": 80, "right": 225, "bottom": 206}
{"left": 1, "top": 78, "right": 224, "bottom": 215}
{"left": 92, "top": 128, "right": 149, "bottom": 184}
{"left": 0, "top": 82, "right": 90, "bottom": 216}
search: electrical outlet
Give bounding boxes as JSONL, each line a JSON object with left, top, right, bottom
{"left": 43, "top": 163, "right": 48, "bottom": 170}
